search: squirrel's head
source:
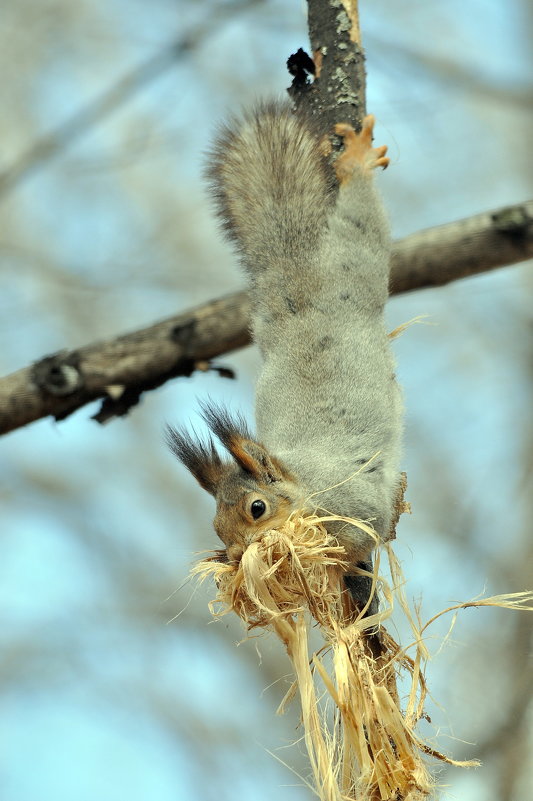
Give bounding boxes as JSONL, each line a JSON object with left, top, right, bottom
{"left": 166, "top": 403, "right": 303, "bottom": 562}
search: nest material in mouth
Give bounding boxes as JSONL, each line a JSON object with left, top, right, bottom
{"left": 191, "top": 511, "right": 530, "bottom": 801}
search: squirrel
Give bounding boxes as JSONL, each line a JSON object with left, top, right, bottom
{"left": 167, "top": 102, "right": 403, "bottom": 613}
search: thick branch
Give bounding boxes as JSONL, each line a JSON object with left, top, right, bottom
{"left": 290, "top": 0, "right": 366, "bottom": 133}
{"left": 389, "top": 202, "right": 533, "bottom": 293}
{"left": 1, "top": 200, "right": 531, "bottom": 436}
{"left": 0, "top": 293, "right": 251, "bottom": 434}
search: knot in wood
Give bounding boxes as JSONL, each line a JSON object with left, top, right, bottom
{"left": 32, "top": 354, "right": 83, "bottom": 396}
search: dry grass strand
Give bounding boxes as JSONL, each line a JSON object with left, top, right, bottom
{"left": 191, "top": 511, "right": 532, "bottom": 800}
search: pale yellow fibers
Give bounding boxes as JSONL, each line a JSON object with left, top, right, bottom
{"left": 191, "top": 512, "right": 531, "bottom": 800}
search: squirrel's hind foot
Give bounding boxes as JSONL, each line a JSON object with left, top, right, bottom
{"left": 334, "top": 115, "right": 389, "bottom": 184}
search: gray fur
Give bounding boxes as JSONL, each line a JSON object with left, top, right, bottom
{"left": 164, "top": 103, "right": 404, "bottom": 610}
{"left": 208, "top": 103, "right": 402, "bottom": 573}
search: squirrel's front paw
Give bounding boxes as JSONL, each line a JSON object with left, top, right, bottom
{"left": 334, "top": 115, "right": 389, "bottom": 184}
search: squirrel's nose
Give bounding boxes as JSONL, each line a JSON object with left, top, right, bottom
{"left": 227, "top": 544, "right": 244, "bottom": 564}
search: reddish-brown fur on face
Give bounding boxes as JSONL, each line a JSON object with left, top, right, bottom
{"left": 215, "top": 489, "right": 299, "bottom": 563}
{"left": 167, "top": 404, "right": 304, "bottom": 563}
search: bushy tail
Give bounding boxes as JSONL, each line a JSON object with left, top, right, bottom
{"left": 206, "top": 102, "right": 335, "bottom": 275}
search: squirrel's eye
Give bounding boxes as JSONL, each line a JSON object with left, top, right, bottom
{"left": 250, "top": 499, "right": 267, "bottom": 520}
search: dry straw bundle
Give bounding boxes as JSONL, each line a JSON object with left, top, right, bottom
{"left": 191, "top": 510, "right": 532, "bottom": 801}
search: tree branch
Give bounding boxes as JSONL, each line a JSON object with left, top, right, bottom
{"left": 389, "top": 202, "right": 533, "bottom": 294}
{"left": 290, "top": 0, "right": 366, "bottom": 132}
{"left": 0, "top": 0, "right": 262, "bottom": 197}
{"left": 1, "top": 200, "right": 531, "bottom": 436}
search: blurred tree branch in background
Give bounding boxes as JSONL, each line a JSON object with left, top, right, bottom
{"left": 0, "top": 0, "right": 264, "bottom": 197}
{"left": 0, "top": 199, "right": 531, "bottom": 435}
{"left": 377, "top": 38, "right": 533, "bottom": 110}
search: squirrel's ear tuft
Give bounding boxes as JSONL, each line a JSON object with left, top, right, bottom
{"left": 165, "top": 424, "right": 223, "bottom": 496}
{"left": 200, "top": 401, "right": 252, "bottom": 445}
{"left": 200, "top": 400, "right": 290, "bottom": 484}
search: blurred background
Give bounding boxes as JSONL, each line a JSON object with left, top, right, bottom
{"left": 0, "top": 1, "right": 532, "bottom": 799}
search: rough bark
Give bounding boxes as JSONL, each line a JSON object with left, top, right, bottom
{"left": 289, "top": 0, "right": 366, "bottom": 134}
